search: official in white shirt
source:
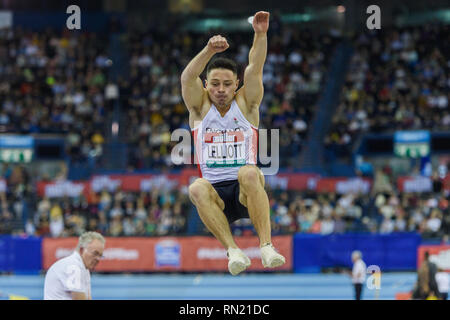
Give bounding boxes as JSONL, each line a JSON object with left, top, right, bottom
{"left": 435, "top": 268, "right": 449, "bottom": 300}
{"left": 44, "top": 231, "right": 105, "bottom": 300}
{"left": 351, "top": 250, "right": 367, "bottom": 300}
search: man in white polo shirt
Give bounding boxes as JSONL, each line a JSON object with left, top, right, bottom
{"left": 44, "top": 231, "right": 105, "bottom": 300}
{"left": 435, "top": 267, "right": 449, "bottom": 300}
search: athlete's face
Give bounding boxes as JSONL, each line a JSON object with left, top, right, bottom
{"left": 206, "top": 68, "right": 239, "bottom": 108}
{"left": 80, "top": 239, "right": 104, "bottom": 271}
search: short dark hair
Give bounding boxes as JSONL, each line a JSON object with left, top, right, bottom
{"left": 206, "top": 57, "right": 238, "bottom": 77}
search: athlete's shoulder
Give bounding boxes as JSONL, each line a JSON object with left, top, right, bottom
{"left": 189, "top": 96, "right": 213, "bottom": 127}
{"left": 235, "top": 89, "right": 248, "bottom": 109}
{"left": 234, "top": 93, "right": 259, "bottom": 127}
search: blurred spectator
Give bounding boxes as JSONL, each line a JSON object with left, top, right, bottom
{"left": 109, "top": 215, "right": 123, "bottom": 237}
{"left": 371, "top": 169, "right": 394, "bottom": 196}
{"left": 351, "top": 250, "right": 367, "bottom": 300}
{"left": 435, "top": 268, "right": 449, "bottom": 300}
{"left": 412, "top": 251, "right": 439, "bottom": 299}
{"left": 320, "top": 215, "right": 335, "bottom": 235}
{"left": 49, "top": 203, "right": 64, "bottom": 237}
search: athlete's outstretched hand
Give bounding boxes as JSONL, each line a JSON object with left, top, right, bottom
{"left": 207, "top": 35, "right": 229, "bottom": 53}
{"left": 252, "top": 11, "right": 270, "bottom": 34}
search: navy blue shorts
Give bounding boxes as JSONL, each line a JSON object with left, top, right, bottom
{"left": 211, "top": 179, "right": 249, "bottom": 224}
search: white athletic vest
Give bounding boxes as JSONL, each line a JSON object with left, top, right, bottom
{"left": 192, "top": 100, "right": 258, "bottom": 184}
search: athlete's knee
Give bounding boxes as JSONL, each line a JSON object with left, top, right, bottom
{"left": 189, "top": 178, "right": 212, "bottom": 205}
{"left": 238, "top": 165, "right": 262, "bottom": 189}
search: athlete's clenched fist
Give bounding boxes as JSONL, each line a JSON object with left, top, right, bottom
{"left": 207, "top": 35, "right": 229, "bottom": 53}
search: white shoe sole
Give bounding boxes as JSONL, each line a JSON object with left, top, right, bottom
{"left": 228, "top": 252, "right": 251, "bottom": 276}
{"left": 262, "top": 256, "right": 285, "bottom": 268}
{"left": 228, "top": 260, "right": 248, "bottom": 276}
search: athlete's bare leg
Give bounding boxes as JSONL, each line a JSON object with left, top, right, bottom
{"left": 237, "top": 165, "right": 271, "bottom": 246}
{"left": 238, "top": 165, "right": 285, "bottom": 268}
{"left": 188, "top": 178, "right": 238, "bottom": 250}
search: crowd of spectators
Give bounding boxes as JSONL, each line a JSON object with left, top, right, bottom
{"left": 0, "top": 163, "right": 33, "bottom": 234}
{"left": 0, "top": 167, "right": 442, "bottom": 239}
{"left": 0, "top": 27, "right": 109, "bottom": 166}
{"left": 0, "top": 161, "right": 447, "bottom": 241}
{"left": 0, "top": 23, "right": 341, "bottom": 172}
{"left": 240, "top": 167, "right": 449, "bottom": 240}
{"left": 25, "top": 187, "right": 190, "bottom": 238}
{"left": 122, "top": 22, "right": 340, "bottom": 170}
{"left": 325, "top": 24, "right": 449, "bottom": 161}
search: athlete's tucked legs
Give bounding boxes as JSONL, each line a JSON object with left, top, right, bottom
{"left": 189, "top": 178, "right": 251, "bottom": 275}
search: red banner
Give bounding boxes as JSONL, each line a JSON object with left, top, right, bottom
{"left": 36, "top": 170, "right": 380, "bottom": 198}
{"left": 42, "top": 235, "right": 292, "bottom": 272}
{"left": 417, "top": 245, "right": 450, "bottom": 271}
{"left": 397, "top": 176, "right": 432, "bottom": 193}
{"left": 315, "top": 177, "right": 372, "bottom": 194}
{"left": 180, "top": 235, "right": 292, "bottom": 272}
{"left": 443, "top": 175, "right": 450, "bottom": 192}
{"left": 36, "top": 173, "right": 184, "bottom": 198}
{"left": 36, "top": 180, "right": 90, "bottom": 199}
{"left": 265, "top": 173, "right": 318, "bottom": 190}
{"left": 398, "top": 174, "right": 450, "bottom": 193}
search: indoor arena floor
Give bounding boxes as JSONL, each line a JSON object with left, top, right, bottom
{"left": 0, "top": 272, "right": 418, "bottom": 300}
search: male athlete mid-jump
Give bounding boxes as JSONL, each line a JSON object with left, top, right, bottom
{"left": 181, "top": 11, "right": 285, "bottom": 275}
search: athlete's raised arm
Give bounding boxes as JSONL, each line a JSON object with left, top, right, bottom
{"left": 241, "top": 11, "right": 269, "bottom": 110}
{"left": 181, "top": 35, "right": 229, "bottom": 113}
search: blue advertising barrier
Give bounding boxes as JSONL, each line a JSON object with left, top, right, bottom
{"left": 0, "top": 236, "right": 10, "bottom": 271}
{"left": 1, "top": 233, "right": 422, "bottom": 274}
{"left": 0, "top": 236, "right": 42, "bottom": 274}
{"left": 293, "top": 233, "right": 422, "bottom": 273}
